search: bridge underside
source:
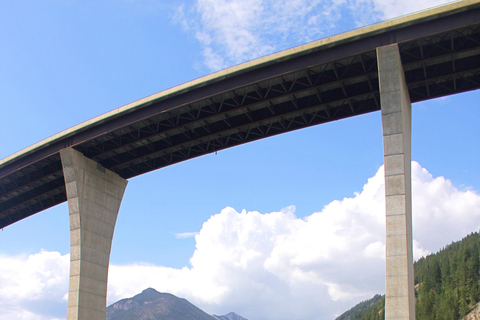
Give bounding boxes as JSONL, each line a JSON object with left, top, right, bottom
{"left": 1, "top": 3, "right": 480, "bottom": 320}
{"left": 0, "top": 8, "right": 479, "bottom": 229}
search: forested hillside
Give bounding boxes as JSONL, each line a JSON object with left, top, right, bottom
{"left": 336, "top": 232, "right": 480, "bottom": 320}
{"left": 336, "top": 295, "right": 384, "bottom": 320}
{"left": 415, "top": 232, "right": 480, "bottom": 319}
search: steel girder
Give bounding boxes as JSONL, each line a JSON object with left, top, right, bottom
{"left": 0, "top": 18, "right": 479, "bottom": 228}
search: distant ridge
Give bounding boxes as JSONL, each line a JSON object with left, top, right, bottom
{"left": 106, "top": 288, "right": 215, "bottom": 320}
{"left": 106, "top": 288, "right": 248, "bottom": 320}
{"left": 336, "top": 295, "right": 383, "bottom": 320}
{"left": 336, "top": 232, "right": 480, "bottom": 320}
{"left": 213, "top": 312, "right": 248, "bottom": 320}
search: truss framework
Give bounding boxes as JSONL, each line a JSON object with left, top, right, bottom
{"left": 0, "top": 20, "right": 479, "bottom": 228}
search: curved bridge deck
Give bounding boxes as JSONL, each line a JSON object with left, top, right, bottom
{"left": 1, "top": 1, "right": 480, "bottom": 228}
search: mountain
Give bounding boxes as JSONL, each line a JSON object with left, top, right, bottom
{"left": 213, "top": 312, "right": 248, "bottom": 320}
{"left": 335, "top": 295, "right": 384, "bottom": 320}
{"left": 336, "top": 232, "right": 480, "bottom": 320}
{"left": 106, "top": 288, "right": 215, "bottom": 320}
{"left": 106, "top": 288, "right": 248, "bottom": 320}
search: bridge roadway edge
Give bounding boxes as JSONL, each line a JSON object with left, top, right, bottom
{"left": 57, "top": 43, "right": 417, "bottom": 320}
{"left": 1, "top": 1, "right": 480, "bottom": 318}
{"left": 0, "top": 0, "right": 479, "bottom": 177}
{"left": 0, "top": 0, "right": 479, "bottom": 229}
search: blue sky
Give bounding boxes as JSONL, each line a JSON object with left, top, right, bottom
{"left": 0, "top": 1, "right": 479, "bottom": 320}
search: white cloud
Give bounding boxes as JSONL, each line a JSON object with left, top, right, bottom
{"left": 1, "top": 162, "right": 479, "bottom": 320}
{"left": 107, "top": 162, "right": 480, "bottom": 319}
{"left": 411, "top": 162, "right": 480, "bottom": 254}
{"left": 174, "top": 0, "right": 455, "bottom": 70}
{"left": 0, "top": 251, "right": 69, "bottom": 320}
{"left": 370, "top": 0, "right": 454, "bottom": 20}
{"left": 175, "top": 0, "right": 348, "bottom": 70}
{"left": 175, "top": 231, "right": 199, "bottom": 239}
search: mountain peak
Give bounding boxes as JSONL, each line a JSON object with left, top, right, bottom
{"left": 107, "top": 289, "right": 214, "bottom": 320}
{"left": 213, "top": 312, "right": 249, "bottom": 320}
{"left": 107, "top": 288, "right": 248, "bottom": 320}
{"left": 137, "top": 287, "right": 164, "bottom": 301}
{"left": 142, "top": 287, "right": 159, "bottom": 294}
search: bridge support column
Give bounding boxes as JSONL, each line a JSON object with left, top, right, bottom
{"left": 377, "top": 44, "right": 415, "bottom": 320}
{"left": 60, "top": 148, "right": 127, "bottom": 320}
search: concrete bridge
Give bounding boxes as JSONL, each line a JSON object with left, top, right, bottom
{"left": 1, "top": 1, "right": 479, "bottom": 319}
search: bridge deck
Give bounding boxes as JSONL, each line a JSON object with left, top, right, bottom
{"left": 1, "top": 0, "right": 479, "bottom": 228}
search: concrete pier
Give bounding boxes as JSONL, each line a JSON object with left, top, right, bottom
{"left": 60, "top": 148, "right": 127, "bottom": 320}
{"left": 377, "top": 44, "right": 415, "bottom": 320}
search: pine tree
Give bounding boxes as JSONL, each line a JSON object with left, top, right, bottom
{"left": 337, "top": 232, "right": 480, "bottom": 320}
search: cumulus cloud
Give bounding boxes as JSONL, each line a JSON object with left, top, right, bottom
{"left": 173, "top": 0, "right": 454, "bottom": 70}
{"left": 176, "top": 0, "right": 344, "bottom": 70}
{"left": 175, "top": 231, "right": 199, "bottom": 239}
{"left": 411, "top": 163, "right": 480, "bottom": 252}
{"left": 0, "top": 251, "right": 69, "bottom": 320}
{"left": 370, "top": 0, "right": 454, "bottom": 20}
{"left": 107, "top": 162, "right": 480, "bottom": 319}
{"left": 1, "top": 162, "right": 479, "bottom": 320}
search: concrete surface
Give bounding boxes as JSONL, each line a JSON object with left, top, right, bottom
{"left": 378, "top": 44, "right": 415, "bottom": 320}
{"left": 60, "top": 148, "right": 127, "bottom": 320}
{"left": 2, "top": 0, "right": 478, "bottom": 169}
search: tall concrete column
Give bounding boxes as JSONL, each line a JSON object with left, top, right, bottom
{"left": 60, "top": 148, "right": 127, "bottom": 320}
{"left": 377, "top": 44, "right": 415, "bottom": 320}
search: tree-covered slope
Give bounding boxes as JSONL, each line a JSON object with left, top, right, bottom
{"left": 337, "top": 232, "right": 480, "bottom": 320}
{"left": 415, "top": 232, "right": 480, "bottom": 319}
{"left": 336, "top": 294, "right": 384, "bottom": 320}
